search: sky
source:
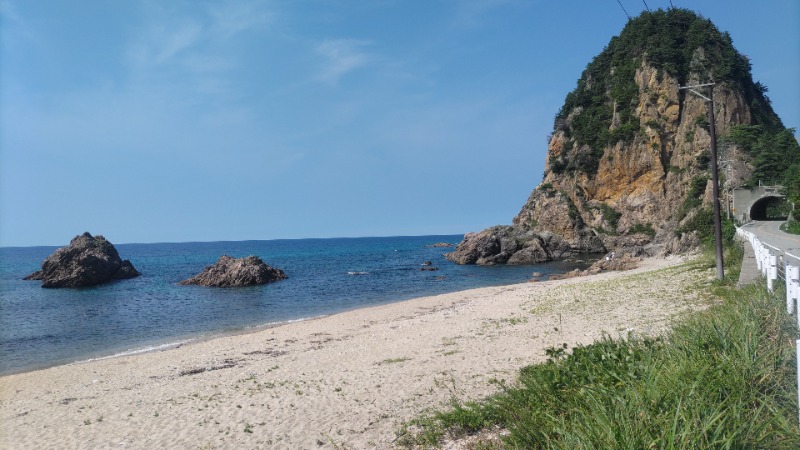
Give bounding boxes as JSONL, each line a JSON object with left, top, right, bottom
{"left": 1, "top": 0, "right": 798, "bottom": 247}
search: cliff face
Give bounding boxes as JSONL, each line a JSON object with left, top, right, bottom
{"left": 448, "top": 9, "right": 781, "bottom": 265}
{"left": 515, "top": 55, "right": 749, "bottom": 251}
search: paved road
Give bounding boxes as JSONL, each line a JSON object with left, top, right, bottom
{"left": 740, "top": 220, "right": 800, "bottom": 263}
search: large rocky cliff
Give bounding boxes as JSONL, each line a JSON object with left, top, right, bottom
{"left": 448, "top": 9, "right": 784, "bottom": 265}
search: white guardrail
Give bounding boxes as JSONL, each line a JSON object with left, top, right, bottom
{"left": 736, "top": 227, "right": 800, "bottom": 305}
{"left": 735, "top": 226, "right": 800, "bottom": 424}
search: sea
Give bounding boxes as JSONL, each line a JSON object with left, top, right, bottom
{"left": 0, "top": 235, "right": 597, "bottom": 376}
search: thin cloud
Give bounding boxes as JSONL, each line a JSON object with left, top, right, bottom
{"left": 126, "top": 19, "right": 203, "bottom": 71}
{"left": 209, "top": 0, "right": 274, "bottom": 39}
{"left": 127, "top": 1, "right": 273, "bottom": 71}
{"left": 449, "top": 0, "right": 523, "bottom": 29}
{"left": 0, "top": 0, "right": 21, "bottom": 22}
{"left": 156, "top": 22, "right": 203, "bottom": 65}
{"left": 0, "top": 0, "right": 40, "bottom": 46}
{"left": 315, "top": 39, "right": 372, "bottom": 86}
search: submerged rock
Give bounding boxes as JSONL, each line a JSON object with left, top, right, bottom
{"left": 23, "top": 232, "right": 141, "bottom": 288}
{"left": 179, "top": 255, "right": 287, "bottom": 287}
{"left": 426, "top": 242, "right": 456, "bottom": 248}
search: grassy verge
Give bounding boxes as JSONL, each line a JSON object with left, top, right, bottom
{"left": 780, "top": 221, "right": 800, "bottom": 235}
{"left": 398, "top": 244, "right": 800, "bottom": 449}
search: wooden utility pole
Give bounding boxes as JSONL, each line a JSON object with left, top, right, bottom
{"left": 681, "top": 83, "right": 725, "bottom": 280}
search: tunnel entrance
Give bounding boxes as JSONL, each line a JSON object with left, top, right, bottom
{"left": 750, "top": 196, "right": 790, "bottom": 220}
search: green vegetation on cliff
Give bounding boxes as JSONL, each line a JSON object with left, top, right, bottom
{"left": 723, "top": 125, "right": 800, "bottom": 188}
{"left": 722, "top": 125, "right": 800, "bottom": 228}
{"left": 550, "top": 8, "right": 781, "bottom": 176}
{"left": 785, "top": 166, "right": 800, "bottom": 231}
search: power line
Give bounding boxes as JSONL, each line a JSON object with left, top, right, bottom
{"left": 669, "top": 0, "right": 676, "bottom": 8}
{"left": 642, "top": 0, "right": 651, "bottom": 12}
{"left": 615, "top": 0, "right": 631, "bottom": 19}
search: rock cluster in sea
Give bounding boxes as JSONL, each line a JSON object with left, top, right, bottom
{"left": 24, "top": 232, "right": 141, "bottom": 288}
{"left": 179, "top": 255, "right": 287, "bottom": 287}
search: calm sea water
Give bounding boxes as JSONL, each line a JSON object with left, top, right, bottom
{"left": 0, "top": 235, "right": 596, "bottom": 375}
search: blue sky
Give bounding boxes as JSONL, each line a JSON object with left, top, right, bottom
{"left": 1, "top": 1, "right": 798, "bottom": 247}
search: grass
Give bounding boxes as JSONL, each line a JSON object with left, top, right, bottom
{"left": 379, "top": 357, "right": 411, "bottom": 365}
{"left": 780, "top": 221, "right": 800, "bottom": 235}
{"left": 628, "top": 223, "right": 656, "bottom": 238}
{"left": 398, "top": 243, "right": 800, "bottom": 449}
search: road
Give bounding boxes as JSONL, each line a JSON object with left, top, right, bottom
{"left": 740, "top": 220, "right": 800, "bottom": 264}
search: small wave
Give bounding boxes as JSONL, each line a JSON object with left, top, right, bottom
{"left": 347, "top": 271, "right": 369, "bottom": 275}
{"left": 244, "top": 315, "right": 325, "bottom": 330}
{"left": 74, "top": 339, "right": 195, "bottom": 364}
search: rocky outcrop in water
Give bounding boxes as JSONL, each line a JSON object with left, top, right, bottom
{"left": 179, "top": 255, "right": 287, "bottom": 287}
{"left": 24, "top": 232, "right": 140, "bottom": 288}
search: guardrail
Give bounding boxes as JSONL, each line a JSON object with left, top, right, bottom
{"left": 736, "top": 227, "right": 800, "bottom": 306}
{"left": 736, "top": 226, "right": 800, "bottom": 424}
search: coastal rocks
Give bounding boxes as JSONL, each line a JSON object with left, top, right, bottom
{"left": 446, "top": 225, "right": 602, "bottom": 266}
{"left": 179, "top": 255, "right": 287, "bottom": 287}
{"left": 589, "top": 253, "right": 641, "bottom": 272}
{"left": 23, "top": 232, "right": 140, "bottom": 288}
{"left": 445, "top": 227, "right": 502, "bottom": 265}
{"left": 547, "top": 253, "right": 640, "bottom": 280}
{"left": 426, "top": 242, "right": 456, "bottom": 248}
{"left": 600, "top": 234, "right": 659, "bottom": 258}
{"left": 420, "top": 261, "right": 439, "bottom": 271}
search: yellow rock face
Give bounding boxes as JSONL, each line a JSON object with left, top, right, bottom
{"left": 515, "top": 60, "right": 754, "bottom": 247}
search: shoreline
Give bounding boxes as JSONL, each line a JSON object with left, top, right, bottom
{"left": 1, "top": 254, "right": 711, "bottom": 449}
{"left": 1, "top": 243, "right": 599, "bottom": 379}
{"left": 1, "top": 255, "right": 599, "bottom": 378}
{"left": 2, "top": 315, "right": 332, "bottom": 378}
{"left": 36, "top": 311, "right": 332, "bottom": 378}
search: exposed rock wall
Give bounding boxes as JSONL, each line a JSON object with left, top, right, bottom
{"left": 524, "top": 58, "right": 751, "bottom": 246}
{"left": 449, "top": 23, "right": 769, "bottom": 265}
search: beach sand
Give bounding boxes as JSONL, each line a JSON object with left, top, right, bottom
{"left": 1, "top": 255, "right": 712, "bottom": 449}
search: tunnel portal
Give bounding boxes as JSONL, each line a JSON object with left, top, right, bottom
{"left": 749, "top": 195, "right": 789, "bottom": 220}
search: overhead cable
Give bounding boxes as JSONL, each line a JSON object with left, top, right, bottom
{"left": 615, "top": 0, "right": 631, "bottom": 19}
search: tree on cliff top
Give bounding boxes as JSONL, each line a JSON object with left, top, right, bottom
{"left": 550, "top": 8, "right": 784, "bottom": 177}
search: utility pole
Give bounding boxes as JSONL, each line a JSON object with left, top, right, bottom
{"left": 680, "top": 83, "right": 725, "bottom": 280}
{"left": 720, "top": 151, "right": 734, "bottom": 221}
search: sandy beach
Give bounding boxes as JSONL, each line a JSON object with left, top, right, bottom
{"left": 1, "top": 255, "right": 712, "bottom": 449}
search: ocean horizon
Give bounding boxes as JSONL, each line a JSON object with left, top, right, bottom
{"left": 0, "top": 234, "right": 598, "bottom": 376}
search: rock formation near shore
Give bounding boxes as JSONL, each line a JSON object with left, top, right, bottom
{"left": 449, "top": 9, "right": 788, "bottom": 265}
{"left": 179, "top": 255, "right": 287, "bottom": 287}
{"left": 24, "top": 232, "right": 141, "bottom": 288}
